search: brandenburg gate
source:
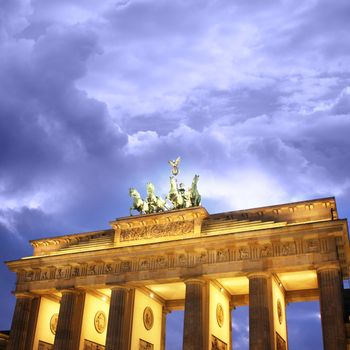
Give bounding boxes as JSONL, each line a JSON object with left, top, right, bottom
{"left": 5, "top": 161, "right": 350, "bottom": 350}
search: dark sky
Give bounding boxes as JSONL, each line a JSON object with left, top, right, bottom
{"left": 1, "top": 0, "right": 350, "bottom": 348}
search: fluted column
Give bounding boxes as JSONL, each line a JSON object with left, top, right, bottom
{"left": 161, "top": 307, "right": 170, "bottom": 350}
{"left": 105, "top": 286, "right": 134, "bottom": 350}
{"left": 248, "top": 273, "right": 272, "bottom": 350}
{"left": 7, "top": 293, "right": 38, "bottom": 350}
{"left": 317, "top": 265, "right": 346, "bottom": 350}
{"left": 25, "top": 296, "right": 40, "bottom": 350}
{"left": 183, "top": 279, "right": 207, "bottom": 350}
{"left": 53, "top": 289, "right": 85, "bottom": 350}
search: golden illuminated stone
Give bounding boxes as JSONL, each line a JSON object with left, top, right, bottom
{"left": 216, "top": 303, "right": 224, "bottom": 327}
{"left": 94, "top": 311, "right": 107, "bottom": 334}
{"left": 143, "top": 307, "right": 154, "bottom": 330}
{"left": 50, "top": 313, "right": 58, "bottom": 335}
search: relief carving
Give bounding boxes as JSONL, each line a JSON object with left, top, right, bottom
{"left": 88, "top": 265, "right": 96, "bottom": 275}
{"left": 155, "top": 256, "right": 167, "bottom": 268}
{"left": 139, "top": 339, "right": 153, "bottom": 350}
{"left": 239, "top": 248, "right": 250, "bottom": 260}
{"left": 216, "top": 303, "right": 224, "bottom": 327}
{"left": 277, "top": 299, "right": 283, "bottom": 325}
{"left": 260, "top": 245, "right": 273, "bottom": 258}
{"left": 140, "top": 259, "right": 150, "bottom": 270}
{"left": 177, "top": 254, "right": 187, "bottom": 266}
{"left": 143, "top": 307, "right": 154, "bottom": 330}
{"left": 40, "top": 270, "right": 48, "bottom": 280}
{"left": 121, "top": 261, "right": 131, "bottom": 272}
{"left": 197, "top": 252, "right": 208, "bottom": 263}
{"left": 72, "top": 267, "right": 80, "bottom": 277}
{"left": 211, "top": 335, "right": 227, "bottom": 350}
{"left": 38, "top": 341, "right": 53, "bottom": 350}
{"left": 50, "top": 313, "right": 58, "bottom": 335}
{"left": 120, "top": 221, "right": 194, "bottom": 242}
{"left": 84, "top": 339, "right": 105, "bottom": 350}
{"left": 276, "top": 332, "right": 287, "bottom": 350}
{"left": 55, "top": 268, "right": 64, "bottom": 279}
{"left": 19, "top": 237, "right": 324, "bottom": 284}
{"left": 217, "top": 249, "right": 228, "bottom": 262}
{"left": 104, "top": 263, "right": 113, "bottom": 273}
{"left": 94, "top": 311, "right": 107, "bottom": 334}
{"left": 279, "top": 242, "right": 296, "bottom": 256}
{"left": 306, "top": 239, "right": 320, "bottom": 252}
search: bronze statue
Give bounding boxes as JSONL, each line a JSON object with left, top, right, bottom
{"left": 168, "top": 156, "right": 181, "bottom": 176}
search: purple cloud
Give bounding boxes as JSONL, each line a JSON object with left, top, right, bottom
{"left": 0, "top": 1, "right": 349, "bottom": 348}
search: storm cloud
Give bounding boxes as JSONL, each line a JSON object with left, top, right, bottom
{"left": 1, "top": 0, "right": 350, "bottom": 348}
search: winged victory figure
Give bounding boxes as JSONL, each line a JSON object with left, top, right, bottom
{"left": 168, "top": 156, "right": 181, "bottom": 176}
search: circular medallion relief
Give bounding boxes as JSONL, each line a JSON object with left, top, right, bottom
{"left": 50, "top": 313, "right": 59, "bottom": 335}
{"left": 216, "top": 303, "right": 224, "bottom": 328}
{"left": 143, "top": 306, "right": 154, "bottom": 330}
{"left": 94, "top": 311, "right": 107, "bottom": 333}
{"left": 277, "top": 299, "right": 283, "bottom": 325}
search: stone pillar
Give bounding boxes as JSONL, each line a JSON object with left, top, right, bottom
{"left": 248, "top": 272, "right": 272, "bottom": 350}
{"left": 25, "top": 296, "right": 41, "bottom": 350}
{"left": 161, "top": 307, "right": 169, "bottom": 350}
{"left": 229, "top": 303, "right": 233, "bottom": 349}
{"left": 53, "top": 289, "right": 85, "bottom": 350}
{"left": 317, "top": 266, "right": 346, "bottom": 350}
{"left": 7, "top": 293, "right": 39, "bottom": 350}
{"left": 105, "top": 286, "right": 134, "bottom": 350}
{"left": 183, "top": 279, "right": 208, "bottom": 350}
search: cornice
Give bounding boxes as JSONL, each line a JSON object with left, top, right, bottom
{"left": 6, "top": 218, "right": 347, "bottom": 269}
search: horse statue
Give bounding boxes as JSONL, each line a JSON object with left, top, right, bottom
{"left": 167, "top": 176, "right": 184, "bottom": 209}
{"left": 190, "top": 174, "right": 201, "bottom": 206}
{"left": 146, "top": 182, "right": 167, "bottom": 213}
{"left": 129, "top": 188, "right": 149, "bottom": 215}
{"left": 178, "top": 182, "right": 192, "bottom": 208}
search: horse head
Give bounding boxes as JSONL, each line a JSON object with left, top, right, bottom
{"left": 129, "top": 188, "right": 140, "bottom": 198}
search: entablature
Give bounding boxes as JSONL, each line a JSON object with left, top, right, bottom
{"left": 8, "top": 218, "right": 349, "bottom": 293}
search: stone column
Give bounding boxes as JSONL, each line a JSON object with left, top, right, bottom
{"left": 248, "top": 272, "right": 272, "bottom": 350}
{"left": 183, "top": 279, "right": 208, "bottom": 350}
{"left": 53, "top": 289, "right": 85, "bottom": 350}
{"left": 105, "top": 286, "right": 134, "bottom": 350}
{"left": 161, "top": 307, "right": 170, "bottom": 350}
{"left": 229, "top": 303, "right": 233, "bottom": 350}
{"left": 25, "top": 296, "right": 41, "bottom": 350}
{"left": 317, "top": 265, "right": 346, "bottom": 350}
{"left": 7, "top": 293, "right": 38, "bottom": 350}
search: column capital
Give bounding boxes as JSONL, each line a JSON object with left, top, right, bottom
{"left": 316, "top": 264, "right": 341, "bottom": 273}
{"left": 13, "top": 291, "right": 36, "bottom": 299}
{"left": 183, "top": 277, "right": 207, "bottom": 285}
{"left": 108, "top": 284, "right": 132, "bottom": 291}
{"left": 57, "top": 288, "right": 81, "bottom": 295}
{"left": 247, "top": 271, "right": 271, "bottom": 279}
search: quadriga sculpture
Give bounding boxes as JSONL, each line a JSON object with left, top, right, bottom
{"left": 128, "top": 158, "right": 201, "bottom": 215}
{"left": 167, "top": 176, "right": 184, "bottom": 209}
{"left": 190, "top": 174, "right": 201, "bottom": 206}
{"left": 129, "top": 188, "right": 149, "bottom": 215}
{"left": 146, "top": 182, "right": 167, "bottom": 213}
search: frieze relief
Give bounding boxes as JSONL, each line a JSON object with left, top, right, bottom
{"left": 120, "top": 220, "right": 194, "bottom": 242}
{"left": 16, "top": 237, "right": 336, "bottom": 284}
{"left": 217, "top": 249, "right": 229, "bottom": 262}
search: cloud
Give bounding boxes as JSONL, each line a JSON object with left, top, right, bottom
{"left": 1, "top": 1, "right": 350, "bottom": 345}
